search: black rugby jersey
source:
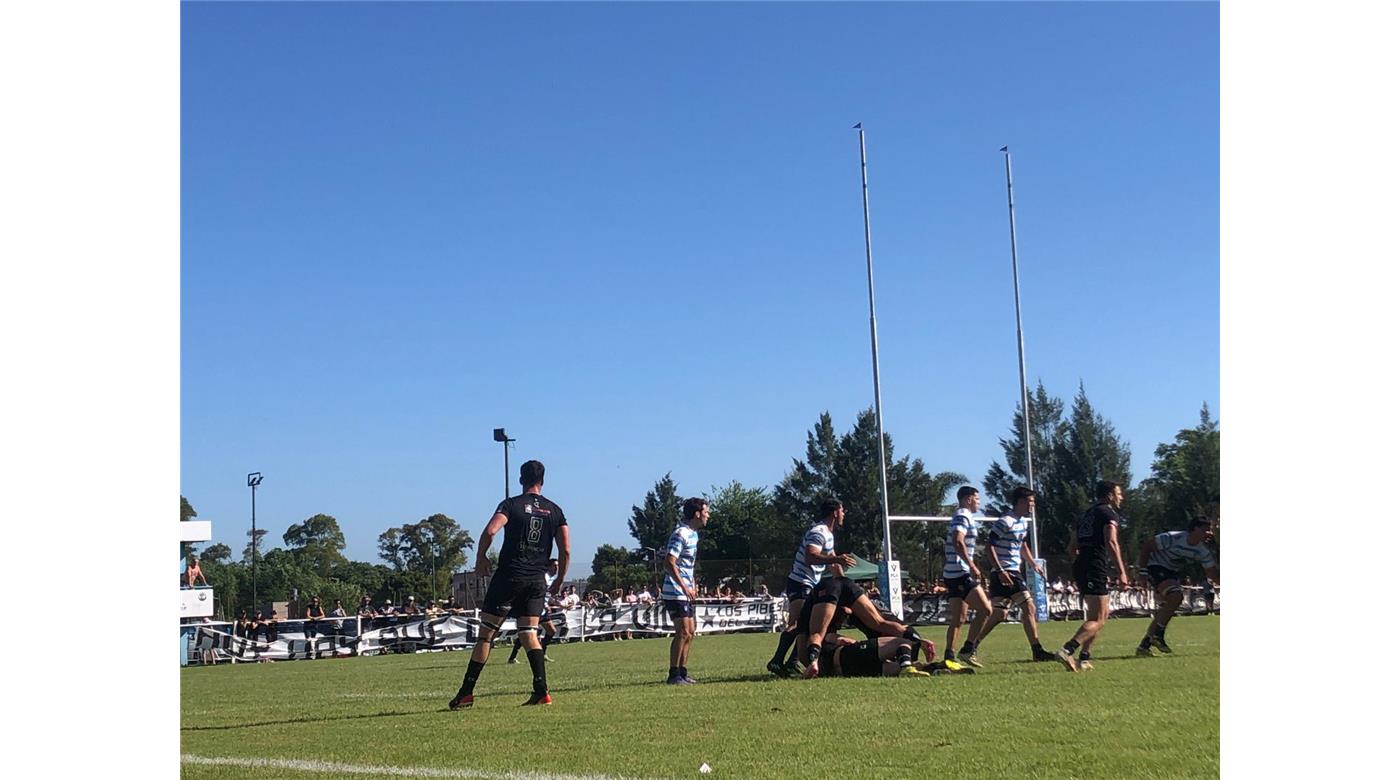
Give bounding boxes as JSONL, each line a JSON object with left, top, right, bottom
{"left": 494, "top": 493, "right": 568, "bottom": 577}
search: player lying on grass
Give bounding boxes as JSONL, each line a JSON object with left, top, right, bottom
{"left": 791, "top": 575, "right": 930, "bottom": 678}
{"left": 1135, "top": 516, "right": 1218, "bottom": 657}
{"left": 813, "top": 634, "right": 953, "bottom": 678}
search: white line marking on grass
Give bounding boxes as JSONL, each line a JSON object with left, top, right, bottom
{"left": 180, "top": 755, "right": 640, "bottom": 780}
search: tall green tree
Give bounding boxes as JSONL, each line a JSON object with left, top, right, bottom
{"left": 377, "top": 514, "right": 474, "bottom": 602}
{"left": 772, "top": 413, "right": 839, "bottom": 526}
{"left": 282, "top": 514, "right": 349, "bottom": 577}
{"left": 199, "top": 543, "right": 232, "bottom": 564}
{"left": 180, "top": 495, "right": 198, "bottom": 559}
{"left": 1045, "top": 383, "right": 1133, "bottom": 555}
{"left": 775, "top": 409, "right": 963, "bottom": 561}
{"left": 243, "top": 528, "right": 269, "bottom": 563}
{"left": 1126, "top": 403, "right": 1221, "bottom": 552}
{"left": 700, "top": 481, "right": 776, "bottom": 560}
{"left": 982, "top": 381, "right": 1065, "bottom": 508}
{"left": 627, "top": 473, "right": 683, "bottom": 553}
{"left": 588, "top": 544, "right": 650, "bottom": 594}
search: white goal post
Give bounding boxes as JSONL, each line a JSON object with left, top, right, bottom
{"left": 884, "top": 514, "right": 1049, "bottom": 623}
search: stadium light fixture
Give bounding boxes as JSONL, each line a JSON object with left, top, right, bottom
{"left": 492, "top": 428, "right": 515, "bottom": 499}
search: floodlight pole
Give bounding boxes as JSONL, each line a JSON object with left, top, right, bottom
{"left": 1002, "top": 147, "right": 1039, "bottom": 559}
{"left": 855, "top": 124, "right": 893, "bottom": 567}
{"left": 247, "top": 472, "right": 263, "bottom": 611}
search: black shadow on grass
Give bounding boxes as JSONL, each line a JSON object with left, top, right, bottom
{"left": 182, "top": 710, "right": 418, "bottom": 732}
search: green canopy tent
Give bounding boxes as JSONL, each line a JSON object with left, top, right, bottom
{"left": 822, "top": 554, "right": 879, "bottom": 581}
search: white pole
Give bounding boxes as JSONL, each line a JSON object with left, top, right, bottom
{"left": 1001, "top": 146, "right": 1039, "bottom": 559}
{"left": 855, "top": 123, "right": 893, "bottom": 566}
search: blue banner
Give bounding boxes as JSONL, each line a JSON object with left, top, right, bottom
{"left": 1028, "top": 558, "right": 1049, "bottom": 623}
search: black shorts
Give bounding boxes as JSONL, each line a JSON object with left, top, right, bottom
{"left": 1146, "top": 565, "right": 1180, "bottom": 588}
{"left": 663, "top": 599, "right": 694, "bottom": 621}
{"left": 1073, "top": 554, "right": 1110, "bottom": 597}
{"left": 481, "top": 573, "right": 547, "bottom": 618}
{"left": 988, "top": 572, "right": 1029, "bottom": 601}
{"left": 944, "top": 574, "right": 981, "bottom": 600}
{"left": 836, "top": 640, "right": 884, "bottom": 678}
{"left": 784, "top": 577, "right": 814, "bottom": 601}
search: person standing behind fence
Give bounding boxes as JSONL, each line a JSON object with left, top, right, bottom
{"left": 766, "top": 498, "right": 855, "bottom": 676}
{"left": 662, "top": 497, "right": 708, "bottom": 685}
{"left": 1055, "top": 480, "right": 1131, "bottom": 672}
{"left": 304, "top": 596, "right": 325, "bottom": 639}
{"left": 1135, "top": 517, "right": 1218, "bottom": 657}
{"left": 450, "top": 460, "right": 570, "bottom": 710}
{"left": 329, "top": 599, "right": 347, "bottom": 635}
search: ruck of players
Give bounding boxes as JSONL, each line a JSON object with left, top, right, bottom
{"left": 448, "top": 462, "right": 1218, "bottom": 709}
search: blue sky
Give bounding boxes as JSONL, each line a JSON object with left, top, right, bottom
{"left": 181, "top": 1, "right": 1219, "bottom": 569}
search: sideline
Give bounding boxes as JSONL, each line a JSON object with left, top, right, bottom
{"left": 180, "top": 754, "right": 640, "bottom": 780}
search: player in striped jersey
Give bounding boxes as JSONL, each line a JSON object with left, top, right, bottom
{"left": 1135, "top": 517, "right": 1218, "bottom": 656}
{"left": 765, "top": 498, "right": 855, "bottom": 676}
{"left": 966, "top": 486, "right": 1058, "bottom": 662}
{"left": 946, "top": 486, "right": 996, "bottom": 668}
{"left": 662, "top": 497, "right": 708, "bottom": 685}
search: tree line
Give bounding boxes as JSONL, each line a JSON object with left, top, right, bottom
{"left": 589, "top": 382, "right": 1219, "bottom": 592}
{"left": 184, "top": 381, "right": 1219, "bottom": 614}
{"left": 181, "top": 498, "right": 476, "bottom": 619}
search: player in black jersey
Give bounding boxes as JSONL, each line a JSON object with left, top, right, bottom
{"left": 792, "top": 576, "right": 930, "bottom": 678}
{"left": 813, "top": 634, "right": 949, "bottom": 678}
{"left": 1055, "top": 481, "right": 1131, "bottom": 672}
{"left": 449, "top": 460, "right": 571, "bottom": 709}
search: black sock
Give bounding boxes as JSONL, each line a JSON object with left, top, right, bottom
{"left": 805, "top": 644, "right": 821, "bottom": 665}
{"left": 1062, "top": 639, "right": 1080, "bottom": 654}
{"left": 959, "top": 641, "right": 976, "bottom": 655}
{"left": 1031, "top": 640, "right": 1044, "bottom": 651}
{"left": 1155, "top": 623, "right": 1167, "bottom": 639}
{"left": 459, "top": 659, "right": 485, "bottom": 697}
{"left": 526, "top": 649, "right": 547, "bottom": 696}
{"left": 508, "top": 637, "right": 521, "bottom": 660}
{"left": 679, "top": 666, "right": 688, "bottom": 678}
{"left": 1079, "top": 650, "right": 1092, "bottom": 661}
{"left": 770, "top": 629, "right": 797, "bottom": 665}
{"left": 944, "top": 648, "right": 955, "bottom": 661}
{"left": 896, "top": 646, "right": 913, "bottom": 667}
{"left": 1139, "top": 634, "right": 1153, "bottom": 649}
{"left": 668, "top": 666, "right": 679, "bottom": 679}
{"left": 541, "top": 634, "right": 552, "bottom": 652}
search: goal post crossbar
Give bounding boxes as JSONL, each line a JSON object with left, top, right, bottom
{"left": 888, "top": 515, "right": 1038, "bottom": 525}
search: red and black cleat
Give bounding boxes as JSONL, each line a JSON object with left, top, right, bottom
{"left": 522, "top": 693, "right": 553, "bottom": 706}
{"left": 448, "top": 693, "right": 474, "bottom": 711}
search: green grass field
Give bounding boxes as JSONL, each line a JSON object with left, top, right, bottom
{"left": 181, "top": 616, "right": 1218, "bottom": 779}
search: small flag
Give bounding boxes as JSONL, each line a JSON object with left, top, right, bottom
{"left": 853, "top": 122, "right": 862, "bottom": 129}
{"left": 1000, "top": 146, "right": 1008, "bottom": 152}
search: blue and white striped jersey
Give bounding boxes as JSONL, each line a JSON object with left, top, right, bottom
{"left": 788, "top": 522, "right": 836, "bottom": 587}
{"left": 943, "top": 508, "right": 979, "bottom": 578}
{"left": 1147, "top": 531, "right": 1216, "bottom": 572}
{"left": 662, "top": 524, "right": 700, "bottom": 601}
{"left": 987, "top": 513, "right": 1028, "bottom": 573}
